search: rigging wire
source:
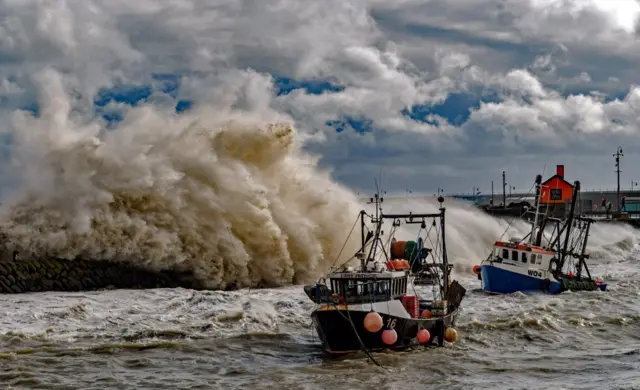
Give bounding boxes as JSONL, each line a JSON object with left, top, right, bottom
{"left": 327, "top": 213, "right": 364, "bottom": 274}
{"left": 482, "top": 180, "right": 538, "bottom": 261}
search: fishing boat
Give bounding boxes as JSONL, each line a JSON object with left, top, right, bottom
{"left": 303, "top": 193, "right": 466, "bottom": 355}
{"left": 473, "top": 175, "right": 607, "bottom": 295}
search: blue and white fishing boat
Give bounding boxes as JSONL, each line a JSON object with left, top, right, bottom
{"left": 473, "top": 175, "right": 607, "bottom": 295}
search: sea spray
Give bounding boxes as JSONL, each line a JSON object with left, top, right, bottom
{"left": 0, "top": 75, "right": 363, "bottom": 290}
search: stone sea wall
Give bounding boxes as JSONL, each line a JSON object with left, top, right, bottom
{"left": 0, "top": 258, "right": 205, "bottom": 294}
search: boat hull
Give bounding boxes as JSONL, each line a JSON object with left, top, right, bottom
{"left": 311, "top": 305, "right": 457, "bottom": 355}
{"left": 480, "top": 264, "right": 605, "bottom": 295}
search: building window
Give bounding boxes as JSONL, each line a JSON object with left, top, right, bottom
{"left": 550, "top": 189, "right": 562, "bottom": 201}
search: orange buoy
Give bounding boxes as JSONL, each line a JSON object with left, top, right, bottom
{"left": 387, "top": 259, "right": 410, "bottom": 271}
{"left": 416, "top": 329, "right": 430, "bottom": 344}
{"left": 363, "top": 311, "right": 383, "bottom": 333}
{"left": 381, "top": 329, "right": 398, "bottom": 345}
{"left": 392, "top": 260, "right": 410, "bottom": 270}
{"left": 472, "top": 265, "right": 481, "bottom": 275}
{"left": 444, "top": 327, "right": 458, "bottom": 343}
{"left": 420, "top": 310, "right": 432, "bottom": 319}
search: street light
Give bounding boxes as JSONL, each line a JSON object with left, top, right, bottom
{"left": 614, "top": 146, "right": 623, "bottom": 211}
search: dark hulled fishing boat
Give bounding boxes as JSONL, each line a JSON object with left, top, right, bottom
{"left": 303, "top": 194, "right": 466, "bottom": 355}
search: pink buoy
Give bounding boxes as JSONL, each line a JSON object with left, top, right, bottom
{"left": 381, "top": 329, "right": 398, "bottom": 345}
{"left": 416, "top": 329, "right": 430, "bottom": 344}
{"left": 421, "top": 310, "right": 432, "bottom": 319}
{"left": 363, "top": 311, "right": 383, "bottom": 333}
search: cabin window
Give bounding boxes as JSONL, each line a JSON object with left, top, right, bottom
{"left": 550, "top": 189, "right": 562, "bottom": 201}
{"left": 356, "top": 281, "right": 369, "bottom": 296}
{"left": 521, "top": 252, "right": 527, "bottom": 263}
{"left": 536, "top": 255, "right": 543, "bottom": 265}
{"left": 530, "top": 254, "right": 536, "bottom": 264}
{"left": 375, "top": 281, "right": 389, "bottom": 296}
{"left": 331, "top": 280, "right": 341, "bottom": 295}
{"left": 502, "top": 249, "right": 509, "bottom": 259}
{"left": 511, "top": 250, "right": 518, "bottom": 261}
{"left": 345, "top": 280, "right": 358, "bottom": 296}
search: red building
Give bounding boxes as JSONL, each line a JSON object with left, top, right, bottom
{"left": 540, "top": 165, "right": 574, "bottom": 210}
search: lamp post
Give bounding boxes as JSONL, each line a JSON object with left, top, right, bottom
{"left": 614, "top": 146, "right": 623, "bottom": 211}
{"left": 502, "top": 171, "right": 506, "bottom": 206}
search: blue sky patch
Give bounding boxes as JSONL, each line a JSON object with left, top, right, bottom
{"left": 403, "top": 91, "right": 502, "bottom": 126}
{"left": 326, "top": 116, "right": 374, "bottom": 134}
{"left": 273, "top": 76, "right": 344, "bottom": 96}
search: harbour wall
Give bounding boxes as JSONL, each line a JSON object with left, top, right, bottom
{"left": 453, "top": 190, "right": 639, "bottom": 209}
{"left": 0, "top": 257, "right": 204, "bottom": 294}
{"left": 374, "top": 190, "right": 640, "bottom": 211}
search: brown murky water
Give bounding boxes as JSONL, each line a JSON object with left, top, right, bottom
{"left": 1, "top": 253, "right": 639, "bottom": 390}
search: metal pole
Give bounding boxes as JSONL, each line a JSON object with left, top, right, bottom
{"left": 439, "top": 204, "right": 449, "bottom": 298}
{"left": 502, "top": 171, "right": 506, "bottom": 206}
{"left": 614, "top": 147, "right": 623, "bottom": 211}
{"left": 491, "top": 181, "right": 494, "bottom": 205}
{"left": 360, "top": 210, "right": 365, "bottom": 270}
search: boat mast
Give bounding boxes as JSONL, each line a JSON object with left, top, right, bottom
{"left": 528, "top": 174, "right": 543, "bottom": 246}
{"left": 365, "top": 192, "right": 384, "bottom": 264}
{"left": 438, "top": 196, "right": 449, "bottom": 298}
{"left": 575, "top": 216, "right": 593, "bottom": 279}
{"left": 559, "top": 180, "right": 580, "bottom": 272}
{"left": 359, "top": 210, "right": 366, "bottom": 271}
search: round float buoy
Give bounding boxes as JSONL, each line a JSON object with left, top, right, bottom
{"left": 416, "top": 329, "right": 430, "bottom": 344}
{"left": 472, "top": 265, "right": 481, "bottom": 275}
{"left": 421, "top": 309, "right": 432, "bottom": 319}
{"left": 444, "top": 327, "right": 458, "bottom": 343}
{"left": 381, "top": 329, "right": 398, "bottom": 345}
{"left": 363, "top": 311, "right": 383, "bottom": 333}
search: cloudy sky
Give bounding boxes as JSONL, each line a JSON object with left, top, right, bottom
{"left": 1, "top": 0, "right": 640, "bottom": 197}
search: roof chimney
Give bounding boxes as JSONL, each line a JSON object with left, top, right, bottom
{"left": 557, "top": 165, "right": 564, "bottom": 178}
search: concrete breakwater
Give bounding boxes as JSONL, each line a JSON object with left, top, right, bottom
{"left": 0, "top": 257, "right": 206, "bottom": 294}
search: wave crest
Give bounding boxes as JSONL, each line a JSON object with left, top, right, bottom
{"left": 0, "top": 100, "right": 361, "bottom": 289}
